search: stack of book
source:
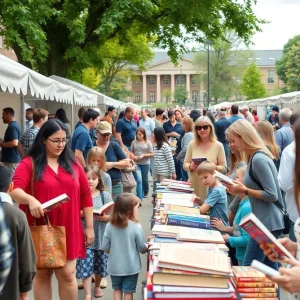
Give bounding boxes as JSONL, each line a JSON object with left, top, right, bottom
{"left": 232, "top": 266, "right": 278, "bottom": 299}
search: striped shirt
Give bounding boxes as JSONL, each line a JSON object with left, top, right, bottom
{"left": 154, "top": 143, "right": 175, "bottom": 175}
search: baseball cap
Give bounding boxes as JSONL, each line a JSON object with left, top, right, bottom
{"left": 96, "top": 121, "right": 112, "bottom": 134}
{"left": 271, "top": 105, "right": 279, "bottom": 113}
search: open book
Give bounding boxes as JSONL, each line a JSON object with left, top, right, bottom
{"left": 213, "top": 171, "right": 234, "bottom": 185}
{"left": 41, "top": 194, "right": 70, "bottom": 211}
{"left": 93, "top": 202, "right": 114, "bottom": 216}
{"left": 239, "top": 213, "right": 296, "bottom": 260}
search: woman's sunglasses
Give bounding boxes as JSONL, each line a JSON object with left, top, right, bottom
{"left": 196, "top": 125, "right": 210, "bottom": 131}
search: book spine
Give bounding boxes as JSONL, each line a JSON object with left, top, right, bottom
{"left": 169, "top": 214, "right": 210, "bottom": 222}
{"left": 239, "top": 292, "right": 277, "bottom": 298}
{"left": 237, "top": 287, "right": 276, "bottom": 293}
{"left": 235, "top": 282, "right": 275, "bottom": 288}
{"left": 167, "top": 217, "right": 211, "bottom": 229}
{"left": 235, "top": 277, "right": 271, "bottom": 282}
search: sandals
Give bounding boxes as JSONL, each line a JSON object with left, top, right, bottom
{"left": 100, "top": 277, "right": 107, "bottom": 288}
{"left": 94, "top": 287, "right": 103, "bottom": 298}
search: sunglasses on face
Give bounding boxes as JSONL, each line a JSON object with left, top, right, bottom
{"left": 196, "top": 125, "right": 210, "bottom": 131}
{"left": 98, "top": 132, "right": 111, "bottom": 137}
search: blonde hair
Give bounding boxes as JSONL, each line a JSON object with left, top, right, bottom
{"left": 236, "top": 165, "right": 247, "bottom": 177}
{"left": 182, "top": 116, "right": 194, "bottom": 133}
{"left": 229, "top": 149, "right": 247, "bottom": 174}
{"left": 226, "top": 119, "right": 274, "bottom": 161}
{"left": 197, "top": 160, "right": 217, "bottom": 176}
{"left": 87, "top": 147, "right": 106, "bottom": 171}
{"left": 255, "top": 121, "right": 280, "bottom": 160}
{"left": 194, "top": 116, "right": 216, "bottom": 143}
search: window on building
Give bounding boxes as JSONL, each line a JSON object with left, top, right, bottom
{"left": 268, "top": 70, "right": 275, "bottom": 84}
{"left": 248, "top": 58, "right": 253, "bottom": 63}
{"left": 176, "top": 75, "right": 185, "bottom": 85}
{"left": 0, "top": 37, "right": 2, "bottom": 48}
{"left": 192, "top": 91, "right": 198, "bottom": 102}
{"left": 135, "top": 91, "right": 142, "bottom": 103}
{"left": 269, "top": 58, "right": 274, "bottom": 63}
{"left": 256, "top": 58, "right": 261, "bottom": 63}
{"left": 162, "top": 75, "right": 169, "bottom": 85}
{"left": 149, "top": 76, "right": 156, "bottom": 86}
{"left": 134, "top": 79, "right": 141, "bottom": 86}
{"left": 191, "top": 76, "right": 197, "bottom": 85}
{"left": 149, "top": 91, "right": 156, "bottom": 102}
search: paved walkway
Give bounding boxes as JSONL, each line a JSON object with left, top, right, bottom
{"left": 29, "top": 193, "right": 152, "bottom": 300}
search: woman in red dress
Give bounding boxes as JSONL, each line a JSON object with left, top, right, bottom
{"left": 10, "top": 119, "right": 94, "bottom": 300}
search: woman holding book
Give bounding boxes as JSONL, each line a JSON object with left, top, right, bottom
{"left": 10, "top": 119, "right": 94, "bottom": 300}
{"left": 183, "top": 116, "right": 226, "bottom": 200}
{"left": 224, "top": 119, "right": 284, "bottom": 270}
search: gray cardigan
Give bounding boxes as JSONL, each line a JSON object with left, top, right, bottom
{"left": 244, "top": 152, "right": 284, "bottom": 232}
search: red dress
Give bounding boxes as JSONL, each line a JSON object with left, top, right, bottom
{"left": 12, "top": 157, "right": 93, "bottom": 260}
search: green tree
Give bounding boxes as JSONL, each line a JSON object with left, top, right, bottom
{"left": 285, "top": 40, "right": 300, "bottom": 91}
{"left": 162, "top": 89, "right": 172, "bottom": 103}
{"left": 194, "top": 32, "right": 252, "bottom": 103}
{"left": 174, "top": 86, "right": 188, "bottom": 104}
{"left": 276, "top": 35, "right": 300, "bottom": 90}
{"left": 240, "top": 63, "right": 267, "bottom": 100}
{"left": 0, "top": 0, "right": 265, "bottom": 76}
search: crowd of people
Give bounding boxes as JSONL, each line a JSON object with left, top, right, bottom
{"left": 1, "top": 102, "right": 300, "bottom": 300}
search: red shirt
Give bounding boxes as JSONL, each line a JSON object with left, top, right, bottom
{"left": 254, "top": 115, "right": 259, "bottom": 123}
{"left": 12, "top": 157, "right": 93, "bottom": 259}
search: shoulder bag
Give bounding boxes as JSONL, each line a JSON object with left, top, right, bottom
{"left": 249, "top": 151, "right": 290, "bottom": 234}
{"left": 29, "top": 159, "right": 67, "bottom": 269}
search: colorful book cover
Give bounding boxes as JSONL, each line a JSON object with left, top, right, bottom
{"left": 239, "top": 292, "right": 277, "bottom": 298}
{"left": 167, "top": 215, "right": 211, "bottom": 229}
{"left": 237, "top": 287, "right": 276, "bottom": 293}
{"left": 232, "top": 266, "right": 271, "bottom": 282}
{"left": 233, "top": 281, "right": 275, "bottom": 288}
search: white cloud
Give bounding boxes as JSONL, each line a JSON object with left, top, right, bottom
{"left": 251, "top": 0, "right": 300, "bottom": 49}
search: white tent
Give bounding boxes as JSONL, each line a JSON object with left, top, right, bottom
{"left": 0, "top": 54, "right": 97, "bottom": 136}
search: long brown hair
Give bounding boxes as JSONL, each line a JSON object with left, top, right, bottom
{"left": 110, "top": 193, "right": 139, "bottom": 228}
{"left": 294, "top": 119, "right": 300, "bottom": 214}
{"left": 136, "top": 127, "right": 147, "bottom": 141}
{"left": 255, "top": 121, "right": 280, "bottom": 160}
{"left": 84, "top": 165, "right": 105, "bottom": 191}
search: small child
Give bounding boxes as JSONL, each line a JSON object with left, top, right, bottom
{"left": 101, "top": 193, "right": 148, "bottom": 300}
{"left": 76, "top": 165, "right": 113, "bottom": 299}
{"left": 195, "top": 160, "right": 229, "bottom": 226}
{"left": 0, "top": 164, "right": 36, "bottom": 300}
{"left": 211, "top": 165, "right": 251, "bottom": 265}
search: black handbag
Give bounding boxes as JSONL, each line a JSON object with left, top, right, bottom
{"left": 249, "top": 151, "right": 290, "bottom": 234}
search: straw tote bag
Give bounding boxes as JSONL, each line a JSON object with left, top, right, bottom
{"left": 29, "top": 159, "right": 67, "bottom": 269}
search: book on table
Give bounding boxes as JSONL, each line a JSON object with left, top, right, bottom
{"left": 161, "top": 193, "right": 195, "bottom": 207}
{"left": 152, "top": 224, "right": 181, "bottom": 238}
{"left": 160, "top": 179, "right": 192, "bottom": 186}
{"left": 176, "top": 227, "right": 225, "bottom": 244}
{"left": 163, "top": 204, "right": 200, "bottom": 216}
{"left": 239, "top": 212, "right": 295, "bottom": 260}
{"left": 166, "top": 184, "right": 195, "bottom": 193}
{"left": 41, "top": 193, "right": 70, "bottom": 211}
{"left": 213, "top": 171, "right": 234, "bottom": 185}
{"left": 166, "top": 214, "right": 211, "bottom": 229}
{"left": 93, "top": 202, "right": 114, "bottom": 216}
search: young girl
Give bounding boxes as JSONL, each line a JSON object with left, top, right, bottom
{"left": 153, "top": 127, "right": 176, "bottom": 182}
{"left": 76, "top": 165, "right": 113, "bottom": 299}
{"left": 101, "top": 193, "right": 148, "bottom": 300}
{"left": 131, "top": 127, "right": 154, "bottom": 197}
{"left": 211, "top": 165, "right": 252, "bottom": 265}
{"left": 87, "top": 146, "right": 112, "bottom": 195}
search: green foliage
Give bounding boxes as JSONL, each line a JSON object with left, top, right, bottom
{"left": 194, "top": 32, "right": 252, "bottom": 103}
{"left": 174, "top": 86, "right": 188, "bottom": 104}
{"left": 162, "top": 89, "right": 172, "bottom": 103}
{"left": 240, "top": 63, "right": 267, "bottom": 100}
{"left": 0, "top": 0, "right": 265, "bottom": 76}
{"left": 285, "top": 40, "right": 300, "bottom": 92}
{"left": 81, "top": 68, "right": 101, "bottom": 89}
{"left": 276, "top": 35, "right": 300, "bottom": 88}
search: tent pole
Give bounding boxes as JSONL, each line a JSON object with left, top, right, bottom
{"left": 71, "top": 101, "right": 74, "bottom": 133}
{"left": 21, "top": 94, "right": 25, "bottom": 133}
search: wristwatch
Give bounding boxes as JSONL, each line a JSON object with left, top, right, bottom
{"left": 245, "top": 188, "right": 249, "bottom": 195}
{"left": 112, "top": 162, "right": 116, "bottom": 168}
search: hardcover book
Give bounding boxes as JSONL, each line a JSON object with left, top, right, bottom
{"left": 93, "top": 202, "right": 114, "bottom": 216}
{"left": 213, "top": 171, "right": 234, "bottom": 185}
{"left": 232, "top": 266, "right": 272, "bottom": 283}
{"left": 177, "top": 227, "right": 225, "bottom": 244}
{"left": 41, "top": 193, "right": 70, "bottom": 211}
{"left": 167, "top": 214, "right": 211, "bottom": 229}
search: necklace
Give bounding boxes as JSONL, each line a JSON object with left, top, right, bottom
{"left": 200, "top": 142, "right": 212, "bottom": 152}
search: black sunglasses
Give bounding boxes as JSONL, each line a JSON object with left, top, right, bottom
{"left": 196, "top": 125, "right": 210, "bottom": 131}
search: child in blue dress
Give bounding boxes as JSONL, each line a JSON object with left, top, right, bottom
{"left": 76, "top": 165, "right": 113, "bottom": 299}
{"left": 102, "top": 193, "right": 148, "bottom": 300}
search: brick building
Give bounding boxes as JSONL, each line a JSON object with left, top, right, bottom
{"left": 0, "top": 36, "right": 17, "bottom": 61}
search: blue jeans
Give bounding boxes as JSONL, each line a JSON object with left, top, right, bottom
{"left": 179, "top": 161, "right": 188, "bottom": 182}
{"left": 132, "top": 167, "right": 143, "bottom": 200}
{"left": 289, "top": 220, "right": 296, "bottom": 242}
{"left": 221, "top": 141, "right": 230, "bottom": 170}
{"left": 138, "top": 164, "right": 150, "bottom": 196}
{"left": 174, "top": 156, "right": 182, "bottom": 180}
{"left": 243, "top": 229, "right": 283, "bottom": 269}
{"left": 112, "top": 181, "right": 123, "bottom": 201}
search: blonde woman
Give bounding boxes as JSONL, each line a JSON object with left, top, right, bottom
{"left": 87, "top": 147, "right": 112, "bottom": 195}
{"left": 224, "top": 119, "right": 284, "bottom": 270}
{"left": 183, "top": 116, "right": 226, "bottom": 199}
{"left": 255, "top": 121, "right": 281, "bottom": 170}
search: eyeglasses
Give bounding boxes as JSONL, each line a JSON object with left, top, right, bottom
{"left": 196, "top": 125, "right": 210, "bottom": 131}
{"left": 47, "top": 138, "right": 69, "bottom": 145}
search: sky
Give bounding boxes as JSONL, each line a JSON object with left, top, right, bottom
{"left": 251, "top": 0, "right": 300, "bottom": 49}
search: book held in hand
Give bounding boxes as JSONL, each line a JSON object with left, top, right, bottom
{"left": 41, "top": 193, "right": 70, "bottom": 211}
{"left": 213, "top": 171, "right": 234, "bottom": 185}
{"left": 239, "top": 213, "right": 295, "bottom": 260}
{"left": 192, "top": 157, "right": 207, "bottom": 165}
{"left": 93, "top": 202, "right": 114, "bottom": 216}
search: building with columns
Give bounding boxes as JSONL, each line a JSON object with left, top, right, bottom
{"left": 129, "top": 50, "right": 283, "bottom": 104}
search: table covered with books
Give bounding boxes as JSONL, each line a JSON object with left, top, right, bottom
{"left": 143, "top": 179, "right": 278, "bottom": 300}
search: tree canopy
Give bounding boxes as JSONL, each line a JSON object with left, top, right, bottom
{"left": 285, "top": 40, "right": 300, "bottom": 92}
{"left": 0, "top": 0, "right": 265, "bottom": 77}
{"left": 240, "top": 63, "right": 267, "bottom": 100}
{"left": 174, "top": 86, "right": 188, "bottom": 104}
